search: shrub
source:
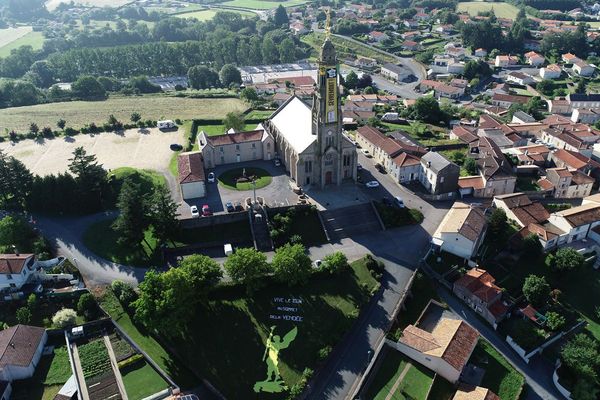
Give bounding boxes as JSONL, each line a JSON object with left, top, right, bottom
{"left": 318, "top": 345, "right": 332, "bottom": 361}
{"left": 321, "top": 252, "right": 349, "bottom": 274}
{"left": 111, "top": 281, "right": 137, "bottom": 309}
{"left": 52, "top": 308, "right": 77, "bottom": 328}
{"left": 117, "top": 353, "right": 144, "bottom": 369}
{"left": 77, "top": 293, "right": 98, "bottom": 319}
{"left": 16, "top": 307, "right": 31, "bottom": 324}
{"left": 553, "top": 248, "right": 585, "bottom": 273}
{"left": 546, "top": 311, "right": 566, "bottom": 331}
{"left": 522, "top": 275, "right": 550, "bottom": 307}
{"left": 27, "top": 293, "right": 37, "bottom": 311}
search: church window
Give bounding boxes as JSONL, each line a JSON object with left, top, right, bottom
{"left": 305, "top": 160, "right": 312, "bottom": 173}
{"left": 324, "top": 153, "right": 333, "bottom": 166}
{"left": 343, "top": 154, "right": 351, "bottom": 166}
{"left": 326, "top": 136, "right": 334, "bottom": 147}
{"left": 267, "top": 143, "right": 271, "bottom": 149}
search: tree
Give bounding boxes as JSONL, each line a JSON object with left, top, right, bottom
{"left": 68, "top": 147, "right": 107, "bottom": 212}
{"left": 112, "top": 179, "right": 149, "bottom": 248}
{"left": 575, "top": 78, "right": 587, "bottom": 94}
{"left": 272, "top": 243, "right": 312, "bottom": 286}
{"left": 553, "top": 247, "right": 585, "bottom": 272}
{"left": 522, "top": 274, "right": 550, "bottom": 306}
{"left": 29, "top": 123, "right": 39, "bottom": 135}
{"left": 344, "top": 70, "right": 358, "bottom": 89}
{"left": 561, "top": 333, "right": 600, "bottom": 379}
{"left": 130, "top": 112, "right": 141, "bottom": 123}
{"left": 536, "top": 79, "right": 555, "bottom": 96}
{"left": 0, "top": 215, "right": 34, "bottom": 251}
{"left": 52, "top": 308, "right": 77, "bottom": 328}
{"left": 111, "top": 280, "right": 137, "bottom": 309}
{"left": 321, "top": 252, "right": 348, "bottom": 274}
{"left": 411, "top": 97, "right": 446, "bottom": 124}
{"left": 27, "top": 293, "right": 37, "bottom": 311}
{"left": 149, "top": 185, "right": 180, "bottom": 245}
{"left": 571, "top": 379, "right": 600, "bottom": 400}
{"left": 546, "top": 311, "right": 566, "bottom": 331}
{"left": 279, "top": 37, "right": 296, "bottom": 63}
{"left": 273, "top": 4, "right": 289, "bottom": 27}
{"left": 357, "top": 74, "right": 373, "bottom": 89}
{"left": 178, "top": 254, "right": 222, "bottom": 295}
{"left": 224, "top": 247, "right": 270, "bottom": 294}
{"left": 57, "top": 119, "right": 66, "bottom": 130}
{"left": 240, "top": 87, "right": 259, "bottom": 103}
{"left": 127, "top": 75, "right": 161, "bottom": 94}
{"left": 72, "top": 75, "right": 106, "bottom": 99}
{"left": 16, "top": 307, "right": 31, "bottom": 324}
{"left": 187, "top": 65, "right": 220, "bottom": 89}
{"left": 28, "top": 60, "right": 54, "bottom": 88}
{"left": 522, "top": 233, "right": 543, "bottom": 260}
{"left": 464, "top": 157, "right": 478, "bottom": 175}
{"left": 489, "top": 208, "right": 508, "bottom": 236}
{"left": 77, "top": 293, "right": 97, "bottom": 319}
{"left": 223, "top": 112, "right": 245, "bottom": 132}
{"left": 219, "top": 64, "right": 242, "bottom": 87}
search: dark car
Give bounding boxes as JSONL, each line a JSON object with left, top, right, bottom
{"left": 375, "top": 163, "right": 386, "bottom": 173}
{"left": 225, "top": 202, "right": 235, "bottom": 213}
{"left": 234, "top": 202, "right": 244, "bottom": 212}
{"left": 382, "top": 197, "right": 392, "bottom": 206}
{"left": 169, "top": 143, "right": 183, "bottom": 151}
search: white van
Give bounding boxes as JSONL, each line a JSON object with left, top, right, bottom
{"left": 224, "top": 243, "right": 233, "bottom": 256}
{"left": 157, "top": 120, "right": 176, "bottom": 130}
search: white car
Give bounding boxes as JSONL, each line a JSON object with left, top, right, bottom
{"left": 313, "top": 259, "right": 323, "bottom": 269}
{"left": 208, "top": 172, "right": 215, "bottom": 183}
{"left": 190, "top": 205, "right": 199, "bottom": 218}
{"left": 366, "top": 181, "right": 380, "bottom": 188}
{"left": 361, "top": 149, "right": 372, "bottom": 158}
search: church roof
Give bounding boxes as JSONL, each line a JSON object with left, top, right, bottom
{"left": 270, "top": 96, "right": 315, "bottom": 153}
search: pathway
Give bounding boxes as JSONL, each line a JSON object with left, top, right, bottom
{"left": 385, "top": 363, "right": 412, "bottom": 400}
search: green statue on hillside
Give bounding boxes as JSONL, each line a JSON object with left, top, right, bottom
{"left": 253, "top": 326, "right": 298, "bottom": 393}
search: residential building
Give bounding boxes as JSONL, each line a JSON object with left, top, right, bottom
{"left": 289, "top": 21, "right": 308, "bottom": 35}
{"left": 342, "top": 101, "right": 373, "bottom": 112}
{"left": 474, "top": 48, "right": 487, "bottom": 58}
{"left": 453, "top": 385, "right": 500, "bottom": 400}
{"left": 368, "top": 31, "right": 389, "bottom": 42}
{"left": 541, "top": 126, "right": 600, "bottom": 156}
{"left": 524, "top": 51, "right": 545, "bottom": 66}
{"left": 573, "top": 61, "right": 595, "bottom": 77}
{"left": 547, "top": 97, "right": 570, "bottom": 114}
{"left": 355, "top": 57, "right": 377, "bottom": 69}
{"left": 450, "top": 125, "right": 478, "bottom": 144}
{"left": 402, "top": 40, "right": 420, "bottom": 51}
{"left": 0, "top": 324, "right": 47, "bottom": 382}
{"left": 432, "top": 202, "right": 487, "bottom": 259}
{"left": 562, "top": 52, "right": 581, "bottom": 64}
{"left": 0, "top": 254, "right": 37, "bottom": 292}
{"left": 420, "top": 152, "right": 460, "bottom": 196}
{"left": 491, "top": 93, "right": 529, "bottom": 108}
{"left": 389, "top": 301, "right": 479, "bottom": 383}
{"left": 262, "top": 37, "right": 358, "bottom": 188}
{"left": 389, "top": 152, "right": 422, "bottom": 184}
{"left": 494, "top": 55, "right": 519, "bottom": 67}
{"left": 381, "top": 63, "right": 410, "bottom": 82}
{"left": 493, "top": 193, "right": 550, "bottom": 227}
{"left": 420, "top": 79, "right": 464, "bottom": 99}
{"left": 177, "top": 151, "right": 206, "bottom": 200}
{"left": 505, "top": 72, "right": 534, "bottom": 86}
{"left": 453, "top": 268, "right": 509, "bottom": 328}
{"left": 571, "top": 108, "right": 600, "bottom": 124}
{"left": 512, "top": 111, "right": 536, "bottom": 124}
{"left": 199, "top": 129, "right": 274, "bottom": 168}
{"left": 550, "top": 148, "right": 597, "bottom": 174}
{"left": 544, "top": 167, "right": 594, "bottom": 198}
{"left": 567, "top": 93, "right": 600, "bottom": 109}
{"left": 540, "top": 64, "right": 562, "bottom": 79}
{"left": 509, "top": 144, "right": 550, "bottom": 166}
{"left": 548, "top": 202, "right": 600, "bottom": 244}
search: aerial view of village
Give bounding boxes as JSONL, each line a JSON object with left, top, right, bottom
{"left": 2, "top": 0, "right": 600, "bottom": 399}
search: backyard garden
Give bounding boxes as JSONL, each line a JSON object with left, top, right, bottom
{"left": 218, "top": 167, "right": 272, "bottom": 191}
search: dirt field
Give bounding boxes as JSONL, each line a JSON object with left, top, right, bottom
{"left": 0, "top": 96, "right": 248, "bottom": 133}
{"left": 456, "top": 1, "right": 520, "bottom": 19}
{"left": 0, "top": 128, "right": 182, "bottom": 176}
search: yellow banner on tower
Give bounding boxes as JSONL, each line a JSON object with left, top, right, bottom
{"left": 325, "top": 67, "right": 337, "bottom": 123}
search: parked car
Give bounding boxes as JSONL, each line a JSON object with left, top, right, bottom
{"left": 169, "top": 143, "right": 183, "bottom": 151}
{"left": 202, "top": 205, "right": 212, "bottom": 216}
{"left": 234, "top": 202, "right": 244, "bottom": 212}
{"left": 158, "top": 120, "right": 176, "bottom": 130}
{"left": 190, "top": 205, "right": 199, "bottom": 218}
{"left": 375, "top": 163, "right": 386, "bottom": 173}
{"left": 394, "top": 196, "right": 405, "bottom": 208}
{"left": 225, "top": 202, "right": 235, "bottom": 213}
{"left": 366, "top": 181, "right": 380, "bottom": 188}
{"left": 361, "top": 149, "right": 372, "bottom": 158}
{"left": 208, "top": 172, "right": 215, "bottom": 183}
{"left": 274, "top": 158, "right": 281, "bottom": 167}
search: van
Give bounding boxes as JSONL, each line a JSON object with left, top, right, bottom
{"left": 157, "top": 120, "right": 176, "bottom": 130}
{"left": 394, "top": 196, "right": 405, "bottom": 208}
{"left": 224, "top": 243, "right": 233, "bottom": 256}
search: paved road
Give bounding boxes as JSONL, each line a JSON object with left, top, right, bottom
{"left": 437, "top": 286, "right": 563, "bottom": 400}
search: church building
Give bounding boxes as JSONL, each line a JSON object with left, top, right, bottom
{"left": 262, "top": 37, "right": 358, "bottom": 188}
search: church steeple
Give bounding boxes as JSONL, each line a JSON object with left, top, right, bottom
{"left": 321, "top": 38, "right": 336, "bottom": 65}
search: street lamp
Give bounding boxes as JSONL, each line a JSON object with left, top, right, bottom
{"left": 252, "top": 179, "right": 257, "bottom": 205}
{"left": 367, "top": 350, "right": 373, "bottom": 365}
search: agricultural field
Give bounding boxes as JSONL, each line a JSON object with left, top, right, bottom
{"left": 0, "top": 30, "right": 45, "bottom": 58}
{"left": 45, "top": 0, "right": 133, "bottom": 10}
{"left": 0, "top": 26, "right": 33, "bottom": 49}
{"left": 175, "top": 9, "right": 255, "bottom": 20}
{"left": 0, "top": 96, "right": 248, "bottom": 132}
{"left": 220, "top": 0, "right": 307, "bottom": 9}
{"left": 456, "top": 1, "right": 520, "bottom": 19}
{"left": 78, "top": 339, "right": 112, "bottom": 380}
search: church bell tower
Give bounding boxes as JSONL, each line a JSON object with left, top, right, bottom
{"left": 312, "top": 10, "right": 344, "bottom": 187}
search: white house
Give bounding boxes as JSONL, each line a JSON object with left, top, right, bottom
{"left": 574, "top": 61, "right": 595, "bottom": 77}
{"left": 0, "top": 324, "right": 47, "bottom": 382}
{"left": 495, "top": 55, "right": 519, "bottom": 67}
{"left": 505, "top": 72, "right": 534, "bottom": 85}
{"left": 420, "top": 152, "right": 460, "bottom": 196}
{"left": 524, "top": 51, "right": 545, "bottom": 66}
{"left": 540, "top": 64, "right": 562, "bottom": 79}
{"left": 177, "top": 151, "right": 206, "bottom": 200}
{"left": 474, "top": 48, "right": 487, "bottom": 58}
{"left": 0, "top": 254, "right": 37, "bottom": 292}
{"left": 388, "top": 301, "right": 479, "bottom": 383}
{"left": 431, "top": 202, "right": 487, "bottom": 259}
{"left": 381, "top": 63, "right": 410, "bottom": 82}
{"left": 547, "top": 202, "right": 600, "bottom": 245}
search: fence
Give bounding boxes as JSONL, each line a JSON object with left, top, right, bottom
{"left": 181, "top": 210, "right": 249, "bottom": 228}
{"left": 553, "top": 360, "right": 573, "bottom": 400}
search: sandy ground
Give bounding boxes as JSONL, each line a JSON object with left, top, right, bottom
{"left": 0, "top": 128, "right": 183, "bottom": 176}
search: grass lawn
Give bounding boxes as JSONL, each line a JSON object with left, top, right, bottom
{"left": 218, "top": 167, "right": 272, "bottom": 190}
{"left": 425, "top": 250, "right": 465, "bottom": 276}
{"left": 198, "top": 123, "right": 258, "bottom": 137}
{"left": 384, "top": 122, "right": 461, "bottom": 147}
{"left": 246, "top": 109, "right": 275, "bottom": 119}
{"left": 99, "top": 289, "right": 198, "bottom": 389}
{"left": 302, "top": 33, "right": 396, "bottom": 64}
{"left": 121, "top": 360, "right": 169, "bottom": 399}
{"left": 470, "top": 340, "right": 525, "bottom": 400}
{"left": 44, "top": 347, "right": 72, "bottom": 385}
{"left": 0, "top": 96, "right": 247, "bottom": 133}
{"left": 168, "top": 120, "right": 195, "bottom": 177}
{"left": 516, "top": 177, "right": 540, "bottom": 192}
{"left": 175, "top": 9, "right": 255, "bottom": 20}
{"left": 0, "top": 31, "right": 45, "bottom": 58}
{"left": 374, "top": 202, "right": 424, "bottom": 229}
{"left": 152, "top": 256, "right": 379, "bottom": 399}
{"left": 456, "top": 1, "right": 520, "bottom": 19}
{"left": 366, "top": 350, "right": 434, "bottom": 400}
{"left": 220, "top": 0, "right": 307, "bottom": 9}
{"left": 268, "top": 206, "right": 328, "bottom": 247}
{"left": 110, "top": 167, "right": 167, "bottom": 196}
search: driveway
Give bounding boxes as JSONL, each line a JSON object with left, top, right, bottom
{"left": 0, "top": 128, "right": 183, "bottom": 177}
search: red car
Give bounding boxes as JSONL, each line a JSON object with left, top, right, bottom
{"left": 202, "top": 205, "right": 212, "bottom": 216}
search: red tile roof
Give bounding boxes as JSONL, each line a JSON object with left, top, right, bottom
{"left": 0, "top": 254, "right": 34, "bottom": 275}
{"left": 458, "top": 176, "right": 485, "bottom": 190}
{"left": 0, "top": 324, "right": 45, "bottom": 369}
{"left": 454, "top": 268, "right": 502, "bottom": 303}
{"left": 392, "top": 152, "right": 421, "bottom": 167}
{"left": 552, "top": 149, "right": 589, "bottom": 170}
{"left": 441, "top": 321, "right": 480, "bottom": 371}
{"left": 206, "top": 130, "right": 264, "bottom": 147}
{"left": 177, "top": 152, "right": 205, "bottom": 184}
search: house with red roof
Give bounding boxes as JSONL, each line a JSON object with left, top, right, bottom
{"left": 177, "top": 152, "right": 206, "bottom": 199}
{"left": 389, "top": 300, "right": 479, "bottom": 383}
{"left": 0, "top": 254, "right": 37, "bottom": 292}
{"left": 199, "top": 128, "right": 275, "bottom": 169}
{"left": 453, "top": 268, "right": 509, "bottom": 327}
{"left": 0, "top": 324, "right": 47, "bottom": 382}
